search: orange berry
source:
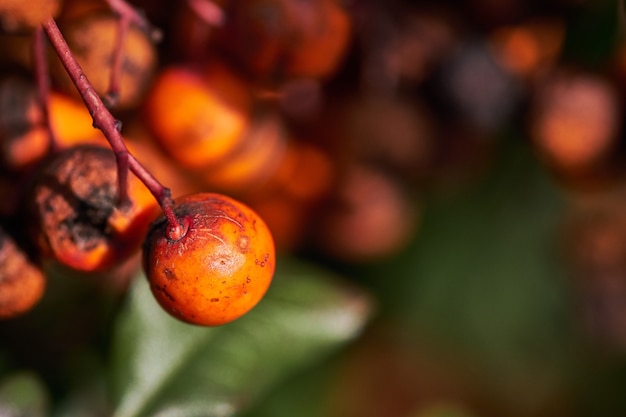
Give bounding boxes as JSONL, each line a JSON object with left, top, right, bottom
{"left": 282, "top": 0, "right": 352, "bottom": 79}
{"left": 143, "top": 63, "right": 251, "bottom": 171}
{"left": 269, "top": 140, "right": 334, "bottom": 202}
{"left": 490, "top": 18, "right": 565, "bottom": 79}
{"left": 143, "top": 192, "right": 275, "bottom": 326}
{"left": 2, "top": 127, "right": 49, "bottom": 171}
{"left": 0, "top": 79, "right": 106, "bottom": 172}
{"left": 216, "top": 0, "right": 351, "bottom": 80}
{"left": 0, "top": 0, "right": 61, "bottom": 32}
{"left": 199, "top": 110, "right": 287, "bottom": 193}
{"left": 0, "top": 227, "right": 45, "bottom": 319}
{"left": 216, "top": 0, "right": 287, "bottom": 78}
{"left": 48, "top": 92, "right": 108, "bottom": 149}
{"left": 529, "top": 69, "right": 620, "bottom": 174}
{"left": 50, "top": 10, "right": 157, "bottom": 110}
{"left": 316, "top": 164, "right": 418, "bottom": 262}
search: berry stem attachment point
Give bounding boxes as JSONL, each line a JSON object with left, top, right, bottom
{"left": 41, "top": 17, "right": 179, "bottom": 231}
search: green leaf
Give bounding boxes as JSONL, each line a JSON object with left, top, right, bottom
{"left": 110, "top": 257, "right": 372, "bottom": 417}
{"left": 0, "top": 371, "right": 49, "bottom": 417}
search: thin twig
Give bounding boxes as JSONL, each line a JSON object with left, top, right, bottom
{"left": 41, "top": 17, "right": 181, "bottom": 233}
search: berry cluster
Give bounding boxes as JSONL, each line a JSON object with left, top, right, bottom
{"left": 0, "top": 0, "right": 621, "bottom": 337}
{"left": 0, "top": 0, "right": 286, "bottom": 326}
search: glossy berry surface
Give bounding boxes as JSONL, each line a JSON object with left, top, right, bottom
{"left": 142, "top": 193, "right": 275, "bottom": 326}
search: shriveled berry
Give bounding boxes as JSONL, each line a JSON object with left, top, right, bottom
{"left": 142, "top": 193, "right": 275, "bottom": 326}
{"left": 29, "top": 144, "right": 158, "bottom": 273}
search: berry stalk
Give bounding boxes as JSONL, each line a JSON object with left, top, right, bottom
{"left": 41, "top": 17, "right": 181, "bottom": 235}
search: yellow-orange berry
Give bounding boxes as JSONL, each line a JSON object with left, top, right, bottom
{"left": 142, "top": 193, "right": 275, "bottom": 326}
{"left": 143, "top": 63, "right": 251, "bottom": 171}
{"left": 48, "top": 92, "right": 108, "bottom": 149}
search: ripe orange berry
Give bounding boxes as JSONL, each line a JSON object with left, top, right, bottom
{"left": 48, "top": 92, "right": 108, "bottom": 148}
{"left": 143, "top": 192, "right": 275, "bottom": 326}
{"left": 143, "top": 63, "right": 251, "bottom": 171}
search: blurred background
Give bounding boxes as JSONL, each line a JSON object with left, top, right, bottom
{"left": 3, "top": 0, "right": 626, "bottom": 416}
{"left": 230, "top": 0, "right": 626, "bottom": 415}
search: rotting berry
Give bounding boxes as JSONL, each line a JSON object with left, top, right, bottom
{"left": 142, "top": 192, "right": 275, "bottom": 326}
{"left": 29, "top": 144, "right": 158, "bottom": 273}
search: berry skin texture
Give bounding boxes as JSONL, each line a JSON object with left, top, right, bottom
{"left": 143, "top": 193, "right": 276, "bottom": 326}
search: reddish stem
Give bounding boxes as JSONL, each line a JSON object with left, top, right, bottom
{"left": 41, "top": 17, "right": 181, "bottom": 233}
